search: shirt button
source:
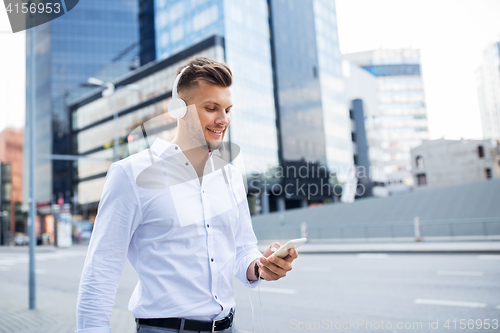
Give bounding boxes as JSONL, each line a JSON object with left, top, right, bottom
{"left": 207, "top": 224, "right": 209, "bottom": 228}
{"left": 175, "top": 146, "right": 178, "bottom": 150}
{"left": 211, "top": 258, "right": 214, "bottom": 262}
{"left": 202, "top": 190, "right": 205, "bottom": 193}
{"left": 185, "top": 162, "right": 189, "bottom": 166}
{"left": 215, "top": 295, "right": 217, "bottom": 299}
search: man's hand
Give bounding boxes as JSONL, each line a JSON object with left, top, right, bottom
{"left": 258, "top": 242, "right": 298, "bottom": 281}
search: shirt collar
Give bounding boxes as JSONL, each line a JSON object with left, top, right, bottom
{"left": 151, "top": 137, "right": 214, "bottom": 160}
{"left": 151, "top": 138, "right": 178, "bottom": 158}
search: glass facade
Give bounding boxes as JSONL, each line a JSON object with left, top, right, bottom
{"left": 222, "top": 0, "right": 278, "bottom": 172}
{"left": 139, "top": 0, "right": 157, "bottom": 65}
{"left": 362, "top": 64, "right": 421, "bottom": 77}
{"left": 268, "top": 0, "right": 353, "bottom": 183}
{"left": 155, "top": 0, "right": 224, "bottom": 59}
{"left": 269, "top": 0, "right": 326, "bottom": 165}
{"left": 24, "top": 0, "right": 139, "bottom": 205}
{"left": 312, "top": 0, "right": 353, "bottom": 177}
{"left": 344, "top": 49, "right": 429, "bottom": 195}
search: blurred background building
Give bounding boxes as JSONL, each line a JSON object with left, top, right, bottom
{"left": 23, "top": 0, "right": 140, "bottom": 240}
{"left": 476, "top": 39, "right": 500, "bottom": 140}
{"left": 411, "top": 138, "right": 500, "bottom": 189}
{"left": 344, "top": 49, "right": 429, "bottom": 197}
{"left": 269, "top": 0, "right": 353, "bottom": 208}
{"left": 0, "top": 128, "right": 24, "bottom": 244}
{"left": 343, "top": 62, "right": 378, "bottom": 197}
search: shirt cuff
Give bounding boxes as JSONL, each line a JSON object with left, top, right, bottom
{"left": 75, "top": 327, "right": 112, "bottom": 333}
{"left": 245, "top": 252, "right": 264, "bottom": 288}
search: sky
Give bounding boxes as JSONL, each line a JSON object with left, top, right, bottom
{"left": 1, "top": 0, "right": 500, "bottom": 140}
{"left": 336, "top": 0, "right": 500, "bottom": 140}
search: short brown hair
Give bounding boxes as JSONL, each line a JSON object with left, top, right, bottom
{"left": 175, "top": 56, "right": 232, "bottom": 97}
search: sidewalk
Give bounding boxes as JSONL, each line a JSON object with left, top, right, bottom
{"left": 0, "top": 280, "right": 135, "bottom": 333}
{"left": 0, "top": 245, "right": 135, "bottom": 333}
{"left": 258, "top": 240, "right": 500, "bottom": 254}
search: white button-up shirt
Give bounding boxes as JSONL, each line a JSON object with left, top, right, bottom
{"left": 76, "top": 138, "right": 263, "bottom": 333}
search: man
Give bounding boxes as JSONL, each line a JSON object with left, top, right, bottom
{"left": 76, "top": 57, "right": 298, "bottom": 333}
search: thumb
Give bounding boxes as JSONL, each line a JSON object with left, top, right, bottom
{"left": 270, "top": 242, "right": 281, "bottom": 252}
{"left": 263, "top": 242, "right": 281, "bottom": 257}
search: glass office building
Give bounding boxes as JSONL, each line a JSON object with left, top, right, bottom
{"left": 344, "top": 49, "right": 429, "bottom": 196}
{"left": 269, "top": 0, "right": 352, "bottom": 171}
{"left": 24, "top": 0, "right": 139, "bottom": 207}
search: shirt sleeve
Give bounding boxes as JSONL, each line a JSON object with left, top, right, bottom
{"left": 231, "top": 169, "right": 263, "bottom": 288}
{"left": 76, "top": 163, "right": 142, "bottom": 333}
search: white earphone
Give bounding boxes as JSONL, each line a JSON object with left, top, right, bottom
{"left": 168, "top": 66, "right": 190, "bottom": 119}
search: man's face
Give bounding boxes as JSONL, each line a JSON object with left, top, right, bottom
{"left": 181, "top": 80, "right": 232, "bottom": 150}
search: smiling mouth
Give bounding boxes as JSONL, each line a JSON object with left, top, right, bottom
{"left": 207, "top": 128, "right": 223, "bottom": 134}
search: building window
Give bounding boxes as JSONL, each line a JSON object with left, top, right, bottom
{"left": 349, "top": 109, "right": 354, "bottom": 119}
{"left": 170, "top": 24, "right": 184, "bottom": 43}
{"left": 2, "top": 183, "right": 12, "bottom": 201}
{"left": 416, "top": 173, "right": 427, "bottom": 186}
{"left": 353, "top": 155, "right": 358, "bottom": 165}
{"left": 351, "top": 132, "right": 356, "bottom": 142}
{"left": 192, "top": 5, "right": 218, "bottom": 32}
{"left": 1, "top": 164, "right": 11, "bottom": 182}
{"left": 478, "top": 145, "right": 484, "bottom": 158}
{"left": 160, "top": 32, "right": 169, "bottom": 48}
{"left": 416, "top": 156, "right": 424, "bottom": 169}
{"left": 485, "top": 168, "right": 492, "bottom": 179}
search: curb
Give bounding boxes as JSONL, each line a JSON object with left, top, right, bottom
{"left": 258, "top": 241, "right": 500, "bottom": 254}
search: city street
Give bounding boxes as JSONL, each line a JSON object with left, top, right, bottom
{"left": 1, "top": 245, "right": 499, "bottom": 332}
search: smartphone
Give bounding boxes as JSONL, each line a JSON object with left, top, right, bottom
{"left": 271, "top": 238, "right": 307, "bottom": 258}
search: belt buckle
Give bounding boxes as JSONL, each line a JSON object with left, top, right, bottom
{"left": 212, "top": 308, "right": 234, "bottom": 332}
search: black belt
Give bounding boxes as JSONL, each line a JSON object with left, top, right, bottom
{"left": 136, "top": 308, "right": 234, "bottom": 332}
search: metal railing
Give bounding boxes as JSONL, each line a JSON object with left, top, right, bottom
{"left": 253, "top": 217, "right": 500, "bottom": 241}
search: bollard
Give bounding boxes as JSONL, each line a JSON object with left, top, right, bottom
{"left": 414, "top": 216, "right": 422, "bottom": 242}
{"left": 300, "top": 222, "right": 308, "bottom": 239}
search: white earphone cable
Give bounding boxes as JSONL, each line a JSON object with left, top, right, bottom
{"left": 220, "top": 145, "right": 265, "bottom": 333}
